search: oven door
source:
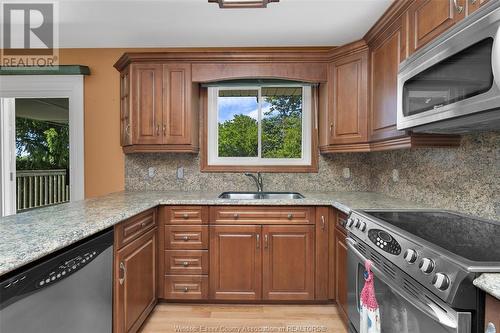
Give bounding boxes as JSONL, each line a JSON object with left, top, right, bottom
{"left": 346, "top": 237, "right": 472, "bottom": 333}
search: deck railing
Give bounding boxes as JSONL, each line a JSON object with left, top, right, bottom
{"left": 16, "top": 169, "right": 70, "bottom": 212}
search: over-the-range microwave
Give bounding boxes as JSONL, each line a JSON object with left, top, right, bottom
{"left": 397, "top": 1, "right": 500, "bottom": 134}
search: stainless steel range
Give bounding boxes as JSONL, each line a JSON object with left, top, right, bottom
{"left": 346, "top": 209, "right": 500, "bottom": 333}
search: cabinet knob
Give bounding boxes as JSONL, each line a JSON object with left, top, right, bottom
{"left": 485, "top": 322, "right": 496, "bottom": 333}
{"left": 233, "top": 213, "right": 239, "bottom": 219}
{"left": 183, "top": 287, "right": 189, "bottom": 293}
{"left": 182, "top": 213, "right": 189, "bottom": 219}
{"left": 182, "top": 261, "right": 189, "bottom": 267}
{"left": 141, "top": 222, "right": 146, "bottom": 228}
{"left": 287, "top": 213, "right": 293, "bottom": 220}
{"left": 183, "top": 236, "right": 189, "bottom": 241}
{"left": 453, "top": 0, "right": 464, "bottom": 13}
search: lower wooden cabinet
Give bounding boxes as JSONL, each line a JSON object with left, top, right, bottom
{"left": 262, "top": 225, "right": 315, "bottom": 300}
{"left": 335, "top": 224, "right": 349, "bottom": 324}
{"left": 485, "top": 294, "right": 500, "bottom": 333}
{"left": 209, "top": 225, "right": 262, "bottom": 300}
{"left": 114, "top": 227, "right": 157, "bottom": 333}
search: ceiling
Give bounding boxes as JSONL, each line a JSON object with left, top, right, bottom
{"left": 16, "top": 99, "right": 69, "bottom": 124}
{"left": 58, "top": 0, "right": 393, "bottom": 48}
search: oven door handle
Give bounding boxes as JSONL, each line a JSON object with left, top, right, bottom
{"left": 346, "top": 238, "right": 471, "bottom": 333}
{"left": 493, "top": 25, "right": 500, "bottom": 91}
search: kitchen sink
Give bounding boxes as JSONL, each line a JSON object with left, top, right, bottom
{"left": 218, "top": 192, "right": 305, "bottom": 200}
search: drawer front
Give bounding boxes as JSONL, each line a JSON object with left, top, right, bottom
{"left": 165, "top": 250, "right": 209, "bottom": 275}
{"left": 210, "top": 206, "right": 314, "bottom": 224}
{"left": 115, "top": 209, "right": 156, "bottom": 249}
{"left": 163, "top": 206, "right": 208, "bottom": 224}
{"left": 164, "top": 275, "right": 208, "bottom": 300}
{"left": 165, "top": 225, "right": 208, "bottom": 249}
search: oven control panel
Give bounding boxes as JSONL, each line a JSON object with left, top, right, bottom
{"left": 368, "top": 229, "right": 401, "bottom": 255}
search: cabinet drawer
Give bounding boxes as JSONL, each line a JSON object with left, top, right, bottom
{"left": 115, "top": 209, "right": 156, "bottom": 249}
{"left": 210, "top": 206, "right": 314, "bottom": 224}
{"left": 164, "top": 225, "right": 208, "bottom": 249}
{"left": 165, "top": 250, "right": 208, "bottom": 275}
{"left": 163, "top": 206, "right": 208, "bottom": 224}
{"left": 164, "top": 275, "right": 208, "bottom": 300}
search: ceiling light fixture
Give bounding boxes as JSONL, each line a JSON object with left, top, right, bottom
{"left": 208, "top": 0, "right": 279, "bottom": 9}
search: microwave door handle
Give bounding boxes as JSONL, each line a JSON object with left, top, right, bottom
{"left": 493, "top": 26, "right": 500, "bottom": 89}
{"left": 346, "top": 238, "right": 469, "bottom": 333}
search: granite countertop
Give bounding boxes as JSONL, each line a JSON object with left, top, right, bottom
{"left": 0, "top": 190, "right": 498, "bottom": 299}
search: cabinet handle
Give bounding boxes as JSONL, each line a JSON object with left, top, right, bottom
{"left": 256, "top": 234, "right": 260, "bottom": 249}
{"left": 183, "top": 287, "right": 189, "bottom": 293}
{"left": 182, "top": 236, "right": 190, "bottom": 241}
{"left": 141, "top": 222, "right": 146, "bottom": 228}
{"left": 470, "top": 0, "right": 476, "bottom": 4}
{"left": 163, "top": 124, "right": 167, "bottom": 136}
{"left": 264, "top": 234, "right": 269, "bottom": 248}
{"left": 485, "top": 322, "right": 496, "bottom": 333}
{"left": 329, "top": 122, "right": 333, "bottom": 132}
{"left": 182, "top": 213, "right": 189, "bottom": 219}
{"left": 287, "top": 213, "right": 293, "bottom": 220}
{"left": 156, "top": 124, "right": 160, "bottom": 136}
{"left": 321, "top": 215, "right": 326, "bottom": 231}
{"left": 125, "top": 124, "right": 130, "bottom": 135}
{"left": 182, "top": 261, "right": 189, "bottom": 267}
{"left": 119, "top": 261, "right": 126, "bottom": 285}
{"left": 233, "top": 213, "right": 239, "bottom": 219}
{"left": 453, "top": 0, "right": 464, "bottom": 13}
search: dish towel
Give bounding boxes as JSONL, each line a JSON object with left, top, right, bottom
{"left": 360, "top": 260, "right": 381, "bottom": 333}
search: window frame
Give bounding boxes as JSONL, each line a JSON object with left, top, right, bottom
{"left": 206, "top": 84, "right": 313, "bottom": 168}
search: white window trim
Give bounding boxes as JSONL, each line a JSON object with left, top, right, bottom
{"left": 207, "top": 85, "right": 312, "bottom": 166}
{"left": 0, "top": 75, "right": 85, "bottom": 216}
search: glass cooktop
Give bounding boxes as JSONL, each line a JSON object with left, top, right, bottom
{"left": 365, "top": 211, "right": 500, "bottom": 262}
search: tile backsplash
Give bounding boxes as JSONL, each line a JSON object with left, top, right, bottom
{"left": 125, "top": 131, "right": 499, "bottom": 220}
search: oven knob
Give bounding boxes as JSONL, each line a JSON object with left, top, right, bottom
{"left": 359, "top": 221, "right": 367, "bottom": 232}
{"left": 347, "top": 218, "right": 355, "bottom": 228}
{"left": 432, "top": 273, "right": 450, "bottom": 291}
{"left": 403, "top": 249, "right": 418, "bottom": 264}
{"left": 419, "top": 258, "right": 435, "bottom": 274}
{"left": 355, "top": 218, "right": 361, "bottom": 228}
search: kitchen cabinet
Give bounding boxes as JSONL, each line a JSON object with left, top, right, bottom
{"left": 485, "top": 295, "right": 500, "bottom": 333}
{"left": 160, "top": 206, "right": 209, "bottom": 300}
{"left": 114, "top": 210, "right": 158, "bottom": 333}
{"left": 209, "top": 225, "right": 262, "bottom": 300}
{"left": 119, "top": 62, "right": 199, "bottom": 153}
{"left": 316, "top": 207, "right": 330, "bottom": 300}
{"left": 335, "top": 212, "right": 349, "bottom": 326}
{"left": 327, "top": 47, "right": 368, "bottom": 145}
{"left": 262, "top": 225, "right": 315, "bottom": 300}
{"left": 408, "top": 0, "right": 465, "bottom": 55}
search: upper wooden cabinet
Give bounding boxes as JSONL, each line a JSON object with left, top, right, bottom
{"left": 408, "top": 0, "right": 466, "bottom": 55}
{"left": 328, "top": 49, "right": 369, "bottom": 145}
{"left": 369, "top": 15, "right": 408, "bottom": 142}
{"left": 119, "top": 62, "right": 199, "bottom": 153}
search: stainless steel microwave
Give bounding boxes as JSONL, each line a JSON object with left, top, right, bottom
{"left": 397, "top": 1, "right": 500, "bottom": 134}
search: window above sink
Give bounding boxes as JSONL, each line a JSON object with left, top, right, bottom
{"left": 202, "top": 81, "right": 317, "bottom": 173}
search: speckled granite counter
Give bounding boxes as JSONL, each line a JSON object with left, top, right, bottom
{"left": 0, "top": 190, "right": 423, "bottom": 277}
{"left": 473, "top": 274, "right": 500, "bottom": 300}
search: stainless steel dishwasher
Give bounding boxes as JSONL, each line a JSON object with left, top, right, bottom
{"left": 0, "top": 229, "right": 113, "bottom": 333}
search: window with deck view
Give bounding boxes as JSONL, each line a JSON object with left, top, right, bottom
{"left": 207, "top": 85, "right": 312, "bottom": 167}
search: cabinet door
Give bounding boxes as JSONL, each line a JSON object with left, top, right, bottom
{"left": 262, "top": 225, "right": 315, "bottom": 300}
{"left": 163, "top": 63, "right": 192, "bottom": 145}
{"left": 369, "top": 15, "right": 408, "bottom": 142}
{"left": 131, "top": 64, "right": 163, "bottom": 144}
{"left": 328, "top": 51, "right": 368, "bottom": 144}
{"left": 409, "top": 0, "right": 465, "bottom": 55}
{"left": 485, "top": 295, "right": 500, "bottom": 333}
{"left": 335, "top": 227, "right": 348, "bottom": 324}
{"left": 315, "top": 207, "right": 330, "bottom": 300}
{"left": 210, "top": 225, "right": 262, "bottom": 300}
{"left": 120, "top": 68, "right": 132, "bottom": 146}
{"left": 115, "top": 227, "right": 157, "bottom": 333}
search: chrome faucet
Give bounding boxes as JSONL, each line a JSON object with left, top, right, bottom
{"left": 245, "top": 172, "right": 264, "bottom": 192}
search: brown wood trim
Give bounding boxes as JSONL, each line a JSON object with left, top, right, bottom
{"left": 200, "top": 87, "right": 319, "bottom": 173}
{"left": 114, "top": 47, "right": 337, "bottom": 71}
{"left": 320, "top": 134, "right": 461, "bottom": 154}
{"left": 122, "top": 144, "right": 199, "bottom": 153}
{"left": 325, "top": 39, "right": 369, "bottom": 62}
{"left": 363, "top": 0, "right": 414, "bottom": 44}
{"left": 210, "top": 206, "right": 315, "bottom": 225}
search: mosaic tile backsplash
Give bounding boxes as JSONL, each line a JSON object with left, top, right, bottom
{"left": 125, "top": 131, "right": 499, "bottom": 220}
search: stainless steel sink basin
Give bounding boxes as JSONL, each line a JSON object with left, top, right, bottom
{"left": 218, "top": 192, "right": 305, "bottom": 200}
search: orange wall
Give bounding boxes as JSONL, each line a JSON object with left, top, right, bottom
{"left": 59, "top": 48, "right": 170, "bottom": 198}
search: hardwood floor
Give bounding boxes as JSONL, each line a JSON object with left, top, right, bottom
{"left": 140, "top": 303, "right": 348, "bottom": 333}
